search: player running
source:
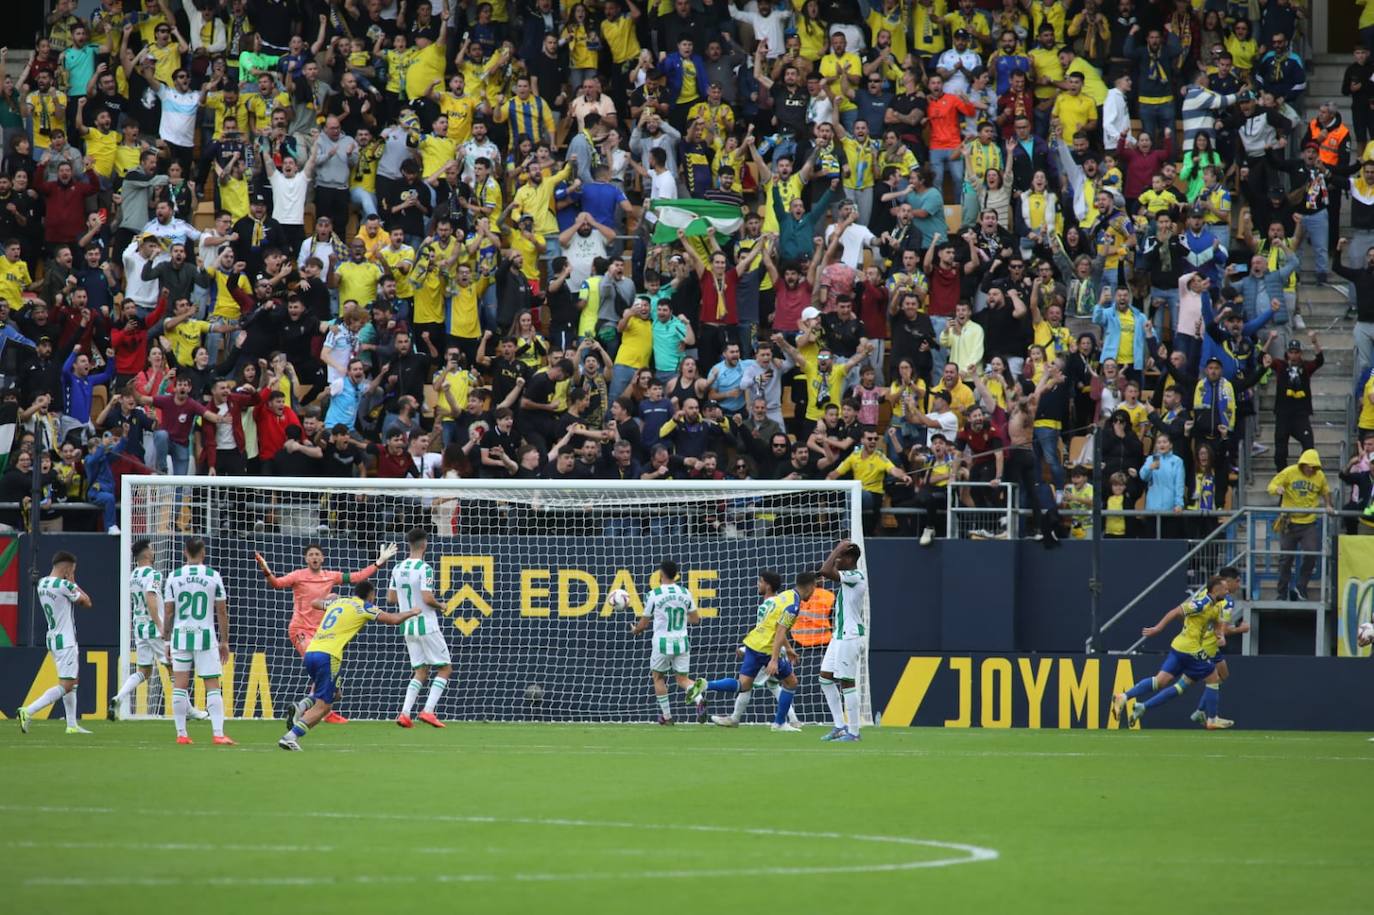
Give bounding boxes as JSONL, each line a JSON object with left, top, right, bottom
{"left": 818, "top": 539, "right": 867, "bottom": 742}
{"left": 108, "top": 539, "right": 209, "bottom": 722}
{"left": 704, "top": 569, "right": 818, "bottom": 732}
{"left": 1190, "top": 566, "right": 1247, "bottom": 727}
{"left": 390, "top": 527, "right": 453, "bottom": 728}
{"left": 163, "top": 537, "right": 236, "bottom": 745}
{"left": 278, "top": 583, "right": 419, "bottom": 751}
{"left": 17, "top": 551, "right": 93, "bottom": 734}
{"left": 629, "top": 559, "right": 707, "bottom": 725}
{"left": 256, "top": 541, "right": 398, "bottom": 724}
{"left": 1111, "top": 575, "right": 1232, "bottom": 729}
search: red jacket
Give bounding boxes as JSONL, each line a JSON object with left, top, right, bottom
{"left": 1116, "top": 132, "right": 1174, "bottom": 200}
{"left": 253, "top": 386, "right": 300, "bottom": 462}
{"left": 111, "top": 292, "right": 167, "bottom": 376}
{"left": 198, "top": 389, "right": 259, "bottom": 470}
{"left": 36, "top": 170, "right": 100, "bottom": 244}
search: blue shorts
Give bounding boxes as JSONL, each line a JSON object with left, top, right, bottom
{"left": 740, "top": 646, "right": 793, "bottom": 681}
{"left": 1160, "top": 648, "right": 1215, "bottom": 682}
{"left": 304, "top": 651, "right": 341, "bottom": 704}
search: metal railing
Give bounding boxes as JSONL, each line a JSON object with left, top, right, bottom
{"left": 1092, "top": 506, "right": 1342, "bottom": 657}
{"left": 945, "top": 481, "right": 1015, "bottom": 539}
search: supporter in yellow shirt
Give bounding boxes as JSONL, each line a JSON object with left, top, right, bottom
{"left": 1051, "top": 73, "right": 1097, "bottom": 140}
{"left": 0, "top": 241, "right": 31, "bottom": 307}
{"left": 336, "top": 240, "right": 385, "bottom": 307}
{"left": 817, "top": 33, "right": 862, "bottom": 114}
{"left": 827, "top": 428, "right": 913, "bottom": 518}
{"left": 404, "top": 9, "right": 450, "bottom": 100}
{"left": 379, "top": 229, "right": 418, "bottom": 300}
{"left": 75, "top": 106, "right": 118, "bottom": 177}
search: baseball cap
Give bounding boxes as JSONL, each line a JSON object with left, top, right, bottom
{"left": 1286, "top": 339, "right": 1303, "bottom": 351}
{"left": 1188, "top": 203, "right": 1206, "bottom": 218}
{"left": 801, "top": 306, "right": 821, "bottom": 321}
{"left": 251, "top": 192, "right": 267, "bottom": 204}
{"left": 255, "top": 273, "right": 272, "bottom": 285}
{"left": 954, "top": 28, "right": 972, "bottom": 39}
{"left": 1204, "top": 355, "right": 1223, "bottom": 366}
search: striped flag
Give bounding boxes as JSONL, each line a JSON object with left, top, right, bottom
{"left": 649, "top": 199, "right": 744, "bottom": 245}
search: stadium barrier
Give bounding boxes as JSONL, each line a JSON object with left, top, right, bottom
{"left": 3, "top": 646, "right": 1371, "bottom": 731}
{"left": 10, "top": 535, "right": 1192, "bottom": 654}
{"left": 869, "top": 652, "right": 1374, "bottom": 731}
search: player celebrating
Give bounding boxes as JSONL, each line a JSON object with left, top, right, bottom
{"left": 818, "top": 539, "right": 867, "bottom": 742}
{"left": 389, "top": 527, "right": 453, "bottom": 728}
{"left": 256, "top": 541, "right": 399, "bottom": 724}
{"left": 163, "top": 537, "right": 236, "bottom": 746}
{"left": 1110, "top": 575, "right": 1232, "bottom": 729}
{"left": 108, "top": 539, "right": 209, "bottom": 722}
{"left": 17, "top": 551, "right": 93, "bottom": 734}
{"left": 704, "top": 570, "right": 818, "bottom": 732}
{"left": 279, "top": 583, "right": 419, "bottom": 751}
{"left": 1190, "top": 566, "right": 1248, "bottom": 727}
{"left": 629, "top": 559, "right": 708, "bottom": 725}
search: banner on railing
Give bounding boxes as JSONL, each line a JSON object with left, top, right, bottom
{"left": 1337, "top": 536, "right": 1374, "bottom": 658}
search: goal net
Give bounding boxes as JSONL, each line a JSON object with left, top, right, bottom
{"left": 117, "top": 477, "right": 870, "bottom": 726}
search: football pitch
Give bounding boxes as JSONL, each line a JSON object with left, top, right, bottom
{"left": 1, "top": 721, "right": 1368, "bottom": 915}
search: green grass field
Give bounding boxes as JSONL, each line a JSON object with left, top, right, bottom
{"left": 1, "top": 721, "right": 1369, "bottom": 915}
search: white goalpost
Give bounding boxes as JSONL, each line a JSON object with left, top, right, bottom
{"left": 117, "top": 476, "right": 871, "bottom": 725}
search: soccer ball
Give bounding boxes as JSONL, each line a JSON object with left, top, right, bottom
{"left": 608, "top": 588, "right": 630, "bottom": 611}
{"left": 524, "top": 683, "right": 545, "bottom": 704}
{"left": 1358, "top": 622, "right": 1374, "bottom": 648}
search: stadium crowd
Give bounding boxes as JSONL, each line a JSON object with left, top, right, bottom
{"left": 0, "top": 0, "right": 1365, "bottom": 541}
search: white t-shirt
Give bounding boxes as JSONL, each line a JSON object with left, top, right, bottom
{"left": 157, "top": 86, "right": 200, "bottom": 147}
{"left": 935, "top": 49, "right": 981, "bottom": 96}
{"left": 645, "top": 169, "right": 678, "bottom": 221}
{"left": 269, "top": 170, "right": 308, "bottom": 226}
{"left": 564, "top": 232, "right": 608, "bottom": 290}
{"left": 824, "top": 222, "right": 877, "bottom": 270}
{"left": 929, "top": 409, "right": 958, "bottom": 444}
{"left": 122, "top": 239, "right": 167, "bottom": 307}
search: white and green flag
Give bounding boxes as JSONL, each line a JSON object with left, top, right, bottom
{"left": 649, "top": 199, "right": 744, "bottom": 245}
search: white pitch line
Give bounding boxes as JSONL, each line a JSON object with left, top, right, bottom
{"left": 5, "top": 739, "right": 1369, "bottom": 764}
{"left": 2, "top": 804, "right": 999, "bottom": 886}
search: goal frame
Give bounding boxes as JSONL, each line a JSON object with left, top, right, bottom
{"left": 118, "top": 475, "right": 869, "bottom": 723}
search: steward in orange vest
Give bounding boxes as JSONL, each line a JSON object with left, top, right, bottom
{"left": 1305, "top": 112, "right": 1351, "bottom": 167}
{"left": 791, "top": 586, "right": 835, "bottom": 647}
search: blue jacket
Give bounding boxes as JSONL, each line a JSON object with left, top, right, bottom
{"left": 1091, "top": 304, "right": 1151, "bottom": 370}
{"left": 62, "top": 349, "right": 116, "bottom": 423}
{"left": 0, "top": 321, "right": 35, "bottom": 365}
{"left": 1201, "top": 305, "right": 1272, "bottom": 391}
{"left": 84, "top": 443, "right": 116, "bottom": 497}
{"left": 1180, "top": 227, "right": 1227, "bottom": 285}
{"left": 1139, "top": 451, "right": 1186, "bottom": 511}
{"left": 660, "top": 52, "right": 709, "bottom": 108}
{"left": 1254, "top": 51, "right": 1307, "bottom": 102}
{"left": 1233, "top": 262, "right": 1297, "bottom": 323}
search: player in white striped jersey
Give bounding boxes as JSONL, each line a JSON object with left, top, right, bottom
{"left": 17, "top": 551, "right": 93, "bottom": 734}
{"left": 389, "top": 526, "right": 452, "bottom": 729}
{"left": 818, "top": 540, "right": 867, "bottom": 742}
{"left": 629, "top": 560, "right": 707, "bottom": 725}
{"left": 107, "top": 540, "right": 210, "bottom": 722}
{"left": 162, "top": 537, "right": 235, "bottom": 746}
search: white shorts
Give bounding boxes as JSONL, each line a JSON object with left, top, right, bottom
{"left": 821, "top": 638, "right": 860, "bottom": 681}
{"left": 650, "top": 650, "right": 691, "bottom": 675}
{"left": 135, "top": 637, "right": 167, "bottom": 667}
{"left": 171, "top": 646, "right": 222, "bottom": 679}
{"left": 52, "top": 645, "right": 80, "bottom": 679}
{"left": 406, "top": 632, "right": 452, "bottom": 669}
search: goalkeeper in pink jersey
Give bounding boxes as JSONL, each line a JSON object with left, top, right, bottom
{"left": 256, "top": 542, "right": 399, "bottom": 723}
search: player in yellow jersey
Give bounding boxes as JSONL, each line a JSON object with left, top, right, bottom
{"left": 703, "top": 569, "right": 817, "bottom": 731}
{"left": 1110, "top": 575, "right": 1232, "bottom": 729}
{"left": 277, "top": 582, "right": 418, "bottom": 751}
